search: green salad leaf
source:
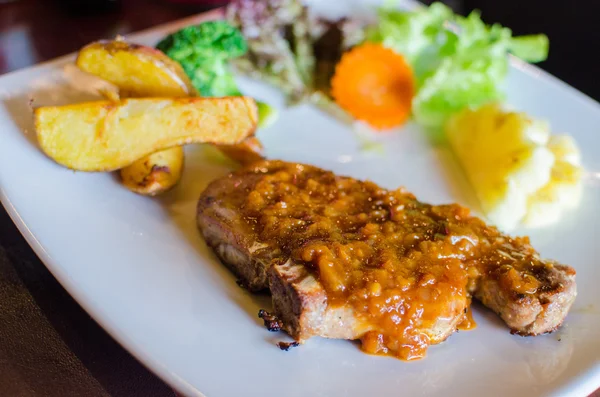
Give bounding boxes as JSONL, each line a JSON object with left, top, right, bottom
{"left": 366, "top": 2, "right": 549, "bottom": 130}
{"left": 367, "top": 2, "right": 453, "bottom": 69}
{"left": 509, "top": 35, "right": 550, "bottom": 63}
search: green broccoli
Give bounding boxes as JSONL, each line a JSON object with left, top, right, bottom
{"left": 156, "top": 20, "right": 277, "bottom": 127}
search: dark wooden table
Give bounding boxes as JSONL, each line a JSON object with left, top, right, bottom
{"left": 0, "top": 0, "right": 598, "bottom": 396}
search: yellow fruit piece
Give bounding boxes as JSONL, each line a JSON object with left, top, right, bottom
{"left": 35, "top": 97, "right": 258, "bottom": 172}
{"left": 523, "top": 135, "right": 584, "bottom": 227}
{"left": 546, "top": 134, "right": 581, "bottom": 166}
{"left": 76, "top": 39, "right": 197, "bottom": 98}
{"left": 446, "top": 103, "right": 554, "bottom": 231}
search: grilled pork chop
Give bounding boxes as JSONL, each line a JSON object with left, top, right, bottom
{"left": 197, "top": 160, "right": 576, "bottom": 359}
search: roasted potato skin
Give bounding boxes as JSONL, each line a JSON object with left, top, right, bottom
{"left": 76, "top": 39, "right": 197, "bottom": 98}
{"left": 35, "top": 97, "right": 258, "bottom": 172}
{"left": 119, "top": 147, "right": 184, "bottom": 195}
{"left": 120, "top": 146, "right": 184, "bottom": 196}
{"left": 75, "top": 38, "right": 266, "bottom": 192}
{"left": 76, "top": 39, "right": 196, "bottom": 195}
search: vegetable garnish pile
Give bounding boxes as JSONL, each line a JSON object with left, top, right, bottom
{"left": 225, "top": 0, "right": 364, "bottom": 109}
{"left": 226, "top": 0, "right": 550, "bottom": 132}
{"left": 149, "top": 1, "right": 583, "bottom": 229}
{"left": 225, "top": 0, "right": 317, "bottom": 102}
{"left": 366, "top": 2, "right": 549, "bottom": 130}
{"left": 31, "top": 0, "right": 583, "bottom": 232}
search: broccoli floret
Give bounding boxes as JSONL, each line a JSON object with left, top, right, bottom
{"left": 157, "top": 20, "right": 277, "bottom": 127}
{"left": 157, "top": 21, "right": 248, "bottom": 97}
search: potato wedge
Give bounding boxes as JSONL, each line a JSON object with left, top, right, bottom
{"left": 77, "top": 39, "right": 266, "bottom": 179}
{"left": 35, "top": 97, "right": 258, "bottom": 171}
{"left": 77, "top": 39, "right": 194, "bottom": 195}
{"left": 76, "top": 39, "right": 197, "bottom": 98}
{"left": 120, "top": 146, "right": 184, "bottom": 196}
{"left": 119, "top": 146, "right": 184, "bottom": 195}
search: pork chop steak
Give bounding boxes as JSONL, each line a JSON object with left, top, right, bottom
{"left": 197, "top": 160, "right": 577, "bottom": 359}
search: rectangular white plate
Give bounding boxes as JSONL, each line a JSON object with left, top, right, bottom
{"left": 1, "top": 3, "right": 599, "bottom": 397}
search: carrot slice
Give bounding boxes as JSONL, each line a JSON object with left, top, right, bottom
{"left": 331, "top": 43, "right": 415, "bottom": 130}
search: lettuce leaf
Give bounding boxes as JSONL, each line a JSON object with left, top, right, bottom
{"left": 367, "top": 2, "right": 453, "bottom": 68}
{"left": 366, "top": 2, "right": 549, "bottom": 130}
{"left": 510, "top": 35, "right": 550, "bottom": 63}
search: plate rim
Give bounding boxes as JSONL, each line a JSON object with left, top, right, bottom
{"left": 0, "top": 10, "right": 224, "bottom": 397}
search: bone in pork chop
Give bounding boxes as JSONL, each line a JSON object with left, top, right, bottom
{"left": 197, "top": 160, "right": 577, "bottom": 360}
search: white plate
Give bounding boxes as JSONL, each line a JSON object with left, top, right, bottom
{"left": 1, "top": 4, "right": 600, "bottom": 397}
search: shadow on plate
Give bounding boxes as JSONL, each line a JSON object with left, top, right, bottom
{"left": 3, "top": 93, "right": 39, "bottom": 147}
{"left": 2, "top": 88, "right": 125, "bottom": 186}
{"left": 157, "top": 145, "right": 274, "bottom": 327}
{"left": 431, "top": 145, "right": 480, "bottom": 211}
{"left": 2, "top": 68, "right": 105, "bottom": 149}
{"left": 469, "top": 300, "right": 509, "bottom": 332}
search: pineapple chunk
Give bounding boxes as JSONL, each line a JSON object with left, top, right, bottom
{"left": 547, "top": 134, "right": 582, "bottom": 166}
{"left": 523, "top": 135, "right": 583, "bottom": 227}
{"left": 446, "top": 103, "right": 555, "bottom": 231}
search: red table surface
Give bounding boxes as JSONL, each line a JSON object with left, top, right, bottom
{"left": 0, "top": 0, "right": 597, "bottom": 396}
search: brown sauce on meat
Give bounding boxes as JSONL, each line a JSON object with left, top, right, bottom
{"left": 457, "top": 303, "right": 477, "bottom": 331}
{"left": 238, "top": 162, "right": 557, "bottom": 360}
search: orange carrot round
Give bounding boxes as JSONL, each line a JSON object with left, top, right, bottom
{"left": 331, "top": 43, "right": 415, "bottom": 130}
